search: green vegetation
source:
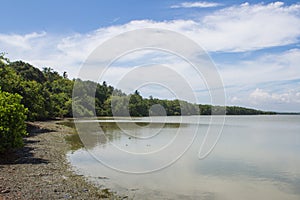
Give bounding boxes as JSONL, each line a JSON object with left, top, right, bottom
{"left": 0, "top": 54, "right": 276, "bottom": 151}
{"left": 199, "top": 105, "right": 275, "bottom": 115}
{"left": 0, "top": 89, "right": 28, "bottom": 152}
{"left": 0, "top": 55, "right": 275, "bottom": 119}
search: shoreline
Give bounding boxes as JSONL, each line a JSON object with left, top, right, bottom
{"left": 0, "top": 120, "right": 121, "bottom": 200}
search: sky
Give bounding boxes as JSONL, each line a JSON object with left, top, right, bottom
{"left": 0, "top": 0, "right": 300, "bottom": 112}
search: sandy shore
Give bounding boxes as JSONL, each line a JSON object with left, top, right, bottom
{"left": 0, "top": 120, "right": 122, "bottom": 200}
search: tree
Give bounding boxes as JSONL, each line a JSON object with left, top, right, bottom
{"left": 0, "top": 61, "right": 21, "bottom": 93}
{"left": 199, "top": 104, "right": 212, "bottom": 115}
{"left": 1, "top": 55, "right": 276, "bottom": 121}
{"left": 18, "top": 80, "right": 48, "bottom": 121}
{"left": 43, "top": 67, "right": 61, "bottom": 82}
{"left": 129, "top": 90, "right": 148, "bottom": 116}
{"left": 63, "top": 71, "right": 68, "bottom": 79}
{"left": 0, "top": 89, "right": 28, "bottom": 152}
{"left": 72, "top": 95, "right": 95, "bottom": 117}
{"left": 111, "top": 96, "right": 130, "bottom": 116}
{"left": 10, "top": 61, "right": 46, "bottom": 83}
{"left": 0, "top": 52, "right": 9, "bottom": 63}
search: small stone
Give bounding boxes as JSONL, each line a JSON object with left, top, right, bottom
{"left": 64, "top": 193, "right": 72, "bottom": 199}
{"left": 98, "top": 176, "right": 108, "bottom": 180}
{"left": 1, "top": 189, "right": 10, "bottom": 194}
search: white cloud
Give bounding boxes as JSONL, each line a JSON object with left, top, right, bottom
{"left": 55, "top": 1, "right": 300, "bottom": 55}
{"left": 99, "top": 50, "right": 209, "bottom": 103}
{"left": 250, "top": 88, "right": 273, "bottom": 103}
{"left": 171, "top": 1, "right": 221, "bottom": 8}
{"left": 220, "top": 48, "right": 300, "bottom": 87}
{"left": 1, "top": 2, "right": 300, "bottom": 111}
{"left": 221, "top": 48, "right": 300, "bottom": 111}
{"left": 227, "top": 87, "right": 300, "bottom": 112}
{"left": 88, "top": 1, "right": 300, "bottom": 53}
{"left": 249, "top": 88, "right": 300, "bottom": 104}
{"left": 0, "top": 32, "right": 46, "bottom": 50}
{"left": 197, "top": 1, "right": 300, "bottom": 52}
{"left": 1, "top": 1, "right": 299, "bottom": 73}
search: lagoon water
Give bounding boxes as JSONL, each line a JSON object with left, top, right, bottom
{"left": 67, "top": 115, "right": 300, "bottom": 199}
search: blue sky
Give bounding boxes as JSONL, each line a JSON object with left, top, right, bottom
{"left": 0, "top": 0, "right": 300, "bottom": 112}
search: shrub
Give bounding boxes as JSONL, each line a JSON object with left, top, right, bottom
{"left": 0, "top": 89, "right": 28, "bottom": 152}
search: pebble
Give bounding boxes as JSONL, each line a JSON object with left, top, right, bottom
{"left": 98, "top": 176, "right": 108, "bottom": 180}
{"left": 64, "top": 193, "right": 72, "bottom": 199}
{"left": 0, "top": 189, "right": 10, "bottom": 194}
{"left": 83, "top": 188, "right": 88, "bottom": 192}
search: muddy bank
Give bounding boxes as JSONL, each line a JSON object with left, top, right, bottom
{"left": 0, "top": 120, "right": 122, "bottom": 200}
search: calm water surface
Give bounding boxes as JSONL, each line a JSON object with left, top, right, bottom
{"left": 67, "top": 115, "right": 300, "bottom": 199}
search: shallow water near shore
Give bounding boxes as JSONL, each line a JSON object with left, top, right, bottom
{"left": 67, "top": 115, "right": 300, "bottom": 199}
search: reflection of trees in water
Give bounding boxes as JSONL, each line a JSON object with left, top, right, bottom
{"left": 65, "top": 133, "right": 83, "bottom": 151}
{"left": 62, "top": 120, "right": 184, "bottom": 151}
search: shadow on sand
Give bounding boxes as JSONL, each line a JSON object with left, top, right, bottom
{"left": 0, "top": 123, "right": 55, "bottom": 165}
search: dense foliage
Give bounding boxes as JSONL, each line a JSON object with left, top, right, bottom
{"left": 0, "top": 55, "right": 275, "bottom": 120}
{"left": 0, "top": 89, "right": 27, "bottom": 152}
{"left": 0, "top": 59, "right": 71, "bottom": 120}
{"left": 0, "top": 55, "right": 277, "bottom": 151}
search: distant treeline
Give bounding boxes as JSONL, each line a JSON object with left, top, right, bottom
{"left": 0, "top": 55, "right": 277, "bottom": 152}
{"left": 0, "top": 55, "right": 276, "bottom": 121}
